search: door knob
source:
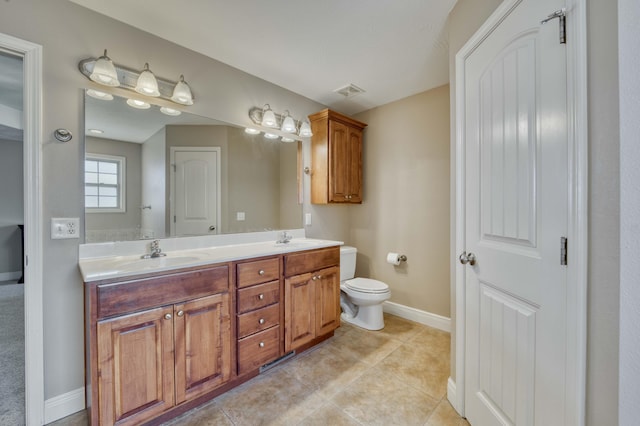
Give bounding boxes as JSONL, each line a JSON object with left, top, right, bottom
{"left": 209, "top": 226, "right": 216, "bottom": 231}
{"left": 459, "top": 252, "right": 477, "bottom": 266}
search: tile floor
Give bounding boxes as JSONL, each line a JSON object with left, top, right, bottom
{"left": 50, "top": 314, "right": 469, "bottom": 426}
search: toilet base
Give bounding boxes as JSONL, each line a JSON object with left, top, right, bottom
{"left": 340, "top": 303, "right": 385, "bottom": 331}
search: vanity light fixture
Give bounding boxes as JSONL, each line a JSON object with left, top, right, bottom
{"left": 88, "top": 128, "right": 104, "bottom": 134}
{"left": 245, "top": 127, "right": 261, "bottom": 135}
{"left": 89, "top": 50, "right": 120, "bottom": 87}
{"left": 86, "top": 89, "right": 114, "bottom": 101}
{"left": 160, "top": 106, "right": 181, "bottom": 116}
{"left": 264, "top": 132, "right": 279, "bottom": 139}
{"left": 135, "top": 63, "right": 160, "bottom": 97}
{"left": 79, "top": 51, "right": 195, "bottom": 106}
{"left": 171, "top": 75, "right": 194, "bottom": 106}
{"left": 261, "top": 104, "right": 278, "bottom": 128}
{"left": 281, "top": 110, "right": 297, "bottom": 133}
{"left": 126, "top": 98, "right": 151, "bottom": 109}
{"left": 298, "top": 120, "right": 313, "bottom": 137}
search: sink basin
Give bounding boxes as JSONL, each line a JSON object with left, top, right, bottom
{"left": 117, "top": 256, "right": 202, "bottom": 272}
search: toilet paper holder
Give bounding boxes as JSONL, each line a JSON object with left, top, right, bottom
{"left": 398, "top": 254, "right": 407, "bottom": 262}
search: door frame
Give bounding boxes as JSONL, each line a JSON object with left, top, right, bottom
{"left": 0, "top": 33, "right": 44, "bottom": 425}
{"left": 169, "top": 146, "right": 221, "bottom": 237}
{"left": 451, "top": 0, "right": 588, "bottom": 424}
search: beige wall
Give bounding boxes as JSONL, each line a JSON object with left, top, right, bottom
{"left": 448, "top": 0, "right": 621, "bottom": 423}
{"left": 351, "top": 85, "right": 451, "bottom": 317}
{"left": 0, "top": 0, "right": 326, "bottom": 401}
{"left": 141, "top": 127, "right": 166, "bottom": 239}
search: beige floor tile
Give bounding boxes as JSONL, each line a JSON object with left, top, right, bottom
{"left": 329, "top": 324, "right": 403, "bottom": 366}
{"left": 165, "top": 400, "right": 233, "bottom": 426}
{"left": 286, "top": 343, "right": 371, "bottom": 400}
{"left": 216, "top": 367, "right": 325, "bottom": 426}
{"left": 425, "top": 399, "right": 466, "bottom": 426}
{"left": 365, "top": 313, "right": 426, "bottom": 342}
{"left": 332, "top": 368, "right": 439, "bottom": 426}
{"left": 46, "top": 410, "right": 88, "bottom": 426}
{"left": 378, "top": 333, "right": 450, "bottom": 400}
{"left": 298, "top": 402, "right": 362, "bottom": 426}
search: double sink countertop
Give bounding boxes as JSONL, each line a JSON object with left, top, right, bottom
{"left": 79, "top": 232, "right": 343, "bottom": 283}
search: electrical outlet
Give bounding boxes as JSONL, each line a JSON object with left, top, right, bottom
{"left": 305, "top": 213, "right": 312, "bottom": 226}
{"left": 51, "top": 217, "right": 80, "bottom": 239}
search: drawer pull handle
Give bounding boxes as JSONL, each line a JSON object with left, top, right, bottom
{"left": 258, "top": 294, "right": 265, "bottom": 300}
{"left": 258, "top": 269, "right": 265, "bottom": 275}
{"left": 177, "top": 310, "right": 184, "bottom": 317}
{"left": 164, "top": 313, "right": 172, "bottom": 320}
{"left": 259, "top": 318, "right": 265, "bottom": 324}
{"left": 259, "top": 342, "right": 265, "bottom": 348}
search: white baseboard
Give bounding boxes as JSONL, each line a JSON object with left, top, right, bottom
{"left": 447, "top": 377, "right": 463, "bottom": 415}
{"left": 382, "top": 301, "right": 451, "bottom": 332}
{"left": 44, "top": 387, "right": 85, "bottom": 424}
{"left": 0, "top": 271, "right": 21, "bottom": 282}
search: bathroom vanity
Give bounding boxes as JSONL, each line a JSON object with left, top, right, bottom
{"left": 80, "top": 236, "right": 341, "bottom": 426}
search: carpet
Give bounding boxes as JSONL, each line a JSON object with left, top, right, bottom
{"left": 0, "top": 282, "right": 25, "bottom": 425}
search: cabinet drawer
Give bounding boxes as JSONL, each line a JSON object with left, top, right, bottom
{"left": 237, "top": 326, "right": 280, "bottom": 375}
{"left": 284, "top": 247, "right": 340, "bottom": 277}
{"left": 237, "top": 304, "right": 279, "bottom": 339}
{"left": 97, "top": 265, "right": 229, "bottom": 319}
{"left": 237, "top": 258, "right": 279, "bottom": 288}
{"left": 237, "top": 280, "right": 280, "bottom": 314}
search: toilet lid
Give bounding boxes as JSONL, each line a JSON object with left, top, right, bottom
{"left": 344, "top": 278, "right": 389, "bottom": 294}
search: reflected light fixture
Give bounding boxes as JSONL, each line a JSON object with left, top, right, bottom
{"left": 245, "top": 127, "right": 261, "bottom": 135}
{"left": 261, "top": 104, "right": 278, "bottom": 128}
{"left": 86, "top": 89, "right": 113, "bottom": 101}
{"left": 281, "top": 110, "right": 297, "bottom": 133}
{"left": 281, "top": 136, "right": 296, "bottom": 143}
{"left": 89, "top": 50, "right": 120, "bottom": 87}
{"left": 160, "top": 106, "right": 181, "bottom": 116}
{"left": 126, "top": 98, "right": 151, "bottom": 109}
{"left": 171, "top": 75, "right": 194, "bottom": 105}
{"left": 135, "top": 63, "right": 160, "bottom": 97}
{"left": 88, "top": 128, "right": 104, "bottom": 134}
{"left": 298, "top": 120, "right": 313, "bottom": 137}
{"left": 264, "top": 132, "right": 279, "bottom": 139}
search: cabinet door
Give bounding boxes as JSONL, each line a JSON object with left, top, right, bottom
{"left": 97, "top": 306, "right": 175, "bottom": 426}
{"left": 347, "top": 127, "right": 363, "bottom": 203}
{"left": 284, "top": 272, "right": 316, "bottom": 351}
{"left": 328, "top": 120, "right": 350, "bottom": 202}
{"left": 315, "top": 266, "right": 341, "bottom": 336}
{"left": 174, "top": 293, "right": 232, "bottom": 404}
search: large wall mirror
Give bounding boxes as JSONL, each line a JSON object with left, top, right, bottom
{"left": 84, "top": 92, "right": 303, "bottom": 243}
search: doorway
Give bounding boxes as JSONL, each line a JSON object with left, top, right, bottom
{"left": 0, "top": 33, "right": 44, "bottom": 425}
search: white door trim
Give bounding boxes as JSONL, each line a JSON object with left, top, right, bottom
{"left": 451, "top": 0, "right": 588, "bottom": 424}
{"left": 0, "top": 32, "right": 44, "bottom": 426}
{"left": 169, "top": 146, "right": 222, "bottom": 236}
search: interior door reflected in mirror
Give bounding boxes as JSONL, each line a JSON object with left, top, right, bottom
{"left": 84, "top": 92, "right": 303, "bottom": 243}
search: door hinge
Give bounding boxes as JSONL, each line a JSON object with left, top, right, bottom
{"left": 173, "top": 215, "right": 176, "bottom": 223}
{"left": 560, "top": 236, "right": 568, "bottom": 266}
{"left": 172, "top": 163, "right": 177, "bottom": 172}
{"left": 541, "top": 8, "right": 566, "bottom": 44}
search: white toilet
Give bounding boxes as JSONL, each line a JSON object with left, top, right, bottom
{"left": 339, "top": 246, "right": 391, "bottom": 330}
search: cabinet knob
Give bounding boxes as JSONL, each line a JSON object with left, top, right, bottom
{"left": 312, "top": 276, "right": 317, "bottom": 280}
{"left": 258, "top": 293, "right": 265, "bottom": 300}
{"left": 259, "top": 342, "right": 265, "bottom": 348}
{"left": 317, "top": 275, "right": 322, "bottom": 279}
{"left": 177, "top": 310, "right": 184, "bottom": 317}
{"left": 258, "top": 269, "right": 265, "bottom": 276}
{"left": 164, "top": 313, "right": 172, "bottom": 320}
{"left": 259, "top": 318, "right": 265, "bottom": 324}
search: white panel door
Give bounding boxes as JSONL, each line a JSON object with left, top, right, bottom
{"left": 462, "top": 0, "right": 569, "bottom": 424}
{"left": 173, "top": 149, "right": 219, "bottom": 236}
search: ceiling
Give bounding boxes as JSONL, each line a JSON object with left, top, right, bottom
{"left": 69, "top": 0, "right": 458, "bottom": 115}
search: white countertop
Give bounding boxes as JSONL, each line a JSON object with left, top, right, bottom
{"left": 79, "top": 237, "right": 343, "bottom": 282}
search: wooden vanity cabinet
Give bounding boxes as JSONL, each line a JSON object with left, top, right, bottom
{"left": 284, "top": 247, "right": 341, "bottom": 352}
{"left": 86, "top": 265, "right": 233, "bottom": 426}
{"left": 235, "top": 257, "right": 282, "bottom": 375}
{"left": 309, "top": 109, "right": 367, "bottom": 204}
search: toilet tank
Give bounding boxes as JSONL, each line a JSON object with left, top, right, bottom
{"left": 340, "top": 246, "right": 357, "bottom": 282}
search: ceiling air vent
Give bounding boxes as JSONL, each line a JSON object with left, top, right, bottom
{"left": 334, "top": 84, "right": 366, "bottom": 98}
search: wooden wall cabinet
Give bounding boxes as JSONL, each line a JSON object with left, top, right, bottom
{"left": 309, "top": 109, "right": 367, "bottom": 204}
{"left": 284, "top": 247, "right": 341, "bottom": 352}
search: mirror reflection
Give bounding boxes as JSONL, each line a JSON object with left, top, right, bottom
{"left": 84, "top": 92, "right": 302, "bottom": 243}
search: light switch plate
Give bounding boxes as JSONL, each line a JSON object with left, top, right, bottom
{"left": 305, "top": 213, "right": 312, "bottom": 226}
{"left": 236, "top": 212, "right": 245, "bottom": 221}
{"left": 51, "top": 217, "right": 80, "bottom": 239}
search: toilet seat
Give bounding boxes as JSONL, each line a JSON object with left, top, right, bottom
{"left": 344, "top": 278, "right": 389, "bottom": 294}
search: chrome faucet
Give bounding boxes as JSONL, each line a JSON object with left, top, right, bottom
{"left": 141, "top": 239, "right": 167, "bottom": 259}
{"left": 276, "top": 231, "right": 292, "bottom": 244}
